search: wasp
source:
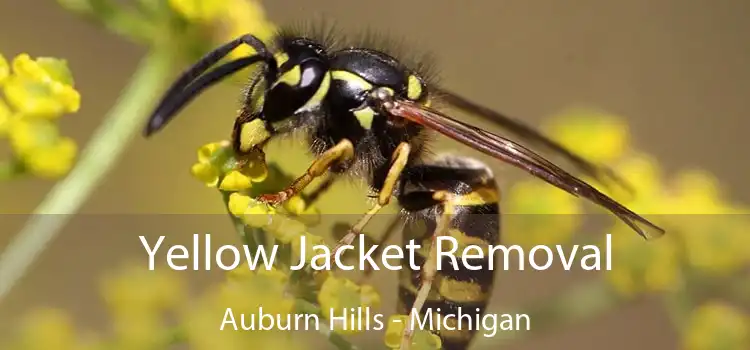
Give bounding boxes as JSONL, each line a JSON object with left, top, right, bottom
{"left": 144, "top": 24, "right": 665, "bottom": 350}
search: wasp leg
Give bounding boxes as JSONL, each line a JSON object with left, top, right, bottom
{"left": 302, "top": 173, "right": 340, "bottom": 208}
{"left": 401, "top": 191, "right": 456, "bottom": 350}
{"left": 331, "top": 142, "right": 411, "bottom": 252}
{"left": 357, "top": 215, "right": 403, "bottom": 284}
{"left": 258, "top": 139, "right": 354, "bottom": 205}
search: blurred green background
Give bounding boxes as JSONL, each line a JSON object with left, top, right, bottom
{"left": 1, "top": 0, "right": 749, "bottom": 349}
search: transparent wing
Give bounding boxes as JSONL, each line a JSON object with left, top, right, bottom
{"left": 384, "top": 98, "right": 665, "bottom": 239}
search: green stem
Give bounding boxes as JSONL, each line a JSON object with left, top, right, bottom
{"left": 0, "top": 50, "right": 173, "bottom": 303}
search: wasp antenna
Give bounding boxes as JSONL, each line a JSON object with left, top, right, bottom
{"left": 144, "top": 34, "right": 276, "bottom": 137}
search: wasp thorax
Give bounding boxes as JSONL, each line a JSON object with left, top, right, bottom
{"left": 262, "top": 39, "right": 332, "bottom": 123}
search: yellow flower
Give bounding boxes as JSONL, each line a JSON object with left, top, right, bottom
{"left": 0, "top": 53, "right": 8, "bottom": 85}
{"left": 684, "top": 301, "right": 749, "bottom": 350}
{"left": 667, "top": 172, "right": 750, "bottom": 274}
{"left": 182, "top": 268, "right": 298, "bottom": 350}
{"left": 603, "top": 228, "right": 682, "bottom": 297}
{"left": 190, "top": 141, "right": 267, "bottom": 189}
{"left": 219, "top": 0, "right": 277, "bottom": 60}
{"left": 318, "top": 275, "right": 381, "bottom": 334}
{"left": 544, "top": 108, "right": 630, "bottom": 164}
{"left": 197, "top": 141, "right": 228, "bottom": 162}
{"left": 384, "top": 315, "right": 442, "bottom": 350}
{"left": 168, "top": 0, "right": 227, "bottom": 23}
{"left": 266, "top": 215, "right": 307, "bottom": 244}
{"left": 7, "top": 118, "right": 78, "bottom": 178}
{"left": 504, "top": 180, "right": 583, "bottom": 247}
{"left": 0, "top": 98, "right": 12, "bottom": 135}
{"left": 4, "top": 54, "right": 80, "bottom": 118}
{"left": 23, "top": 137, "right": 77, "bottom": 178}
{"left": 101, "top": 264, "right": 186, "bottom": 316}
{"left": 680, "top": 215, "right": 750, "bottom": 275}
{"left": 283, "top": 195, "right": 307, "bottom": 215}
{"left": 191, "top": 162, "right": 220, "bottom": 186}
{"left": 219, "top": 170, "right": 253, "bottom": 191}
{"left": 8, "top": 308, "right": 93, "bottom": 350}
{"left": 227, "top": 192, "right": 277, "bottom": 227}
{"left": 100, "top": 264, "right": 186, "bottom": 349}
{"left": 665, "top": 170, "right": 729, "bottom": 215}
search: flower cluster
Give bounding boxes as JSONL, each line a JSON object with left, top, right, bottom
{"left": 0, "top": 53, "right": 80, "bottom": 179}
{"left": 542, "top": 108, "right": 750, "bottom": 348}
{"left": 168, "top": 0, "right": 278, "bottom": 55}
{"left": 190, "top": 140, "right": 383, "bottom": 340}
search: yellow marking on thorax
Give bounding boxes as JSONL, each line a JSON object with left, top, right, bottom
{"left": 353, "top": 107, "right": 376, "bottom": 129}
{"left": 407, "top": 75, "right": 423, "bottom": 100}
{"left": 331, "top": 70, "right": 373, "bottom": 90}
{"left": 297, "top": 73, "right": 331, "bottom": 112}
{"left": 275, "top": 65, "right": 301, "bottom": 87}
{"left": 239, "top": 119, "right": 270, "bottom": 152}
{"left": 451, "top": 187, "right": 500, "bottom": 206}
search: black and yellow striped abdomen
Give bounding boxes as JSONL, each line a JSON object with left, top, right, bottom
{"left": 396, "top": 156, "right": 501, "bottom": 350}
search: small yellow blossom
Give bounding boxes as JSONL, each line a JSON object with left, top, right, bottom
{"left": 544, "top": 108, "right": 630, "bottom": 164}
{"left": 219, "top": 169, "right": 253, "bottom": 191}
{"left": 190, "top": 141, "right": 267, "bottom": 188}
{"left": 4, "top": 54, "right": 80, "bottom": 117}
{"left": 678, "top": 211, "right": 750, "bottom": 275}
{"left": 2, "top": 308, "right": 101, "bottom": 350}
{"left": 0, "top": 52, "right": 79, "bottom": 180}
{"left": 504, "top": 180, "right": 583, "bottom": 247}
{"left": 266, "top": 215, "right": 307, "bottom": 244}
{"left": 665, "top": 170, "right": 729, "bottom": 215}
{"left": 220, "top": 0, "right": 277, "bottom": 59}
{"left": 23, "top": 136, "right": 77, "bottom": 178}
{"left": 228, "top": 192, "right": 253, "bottom": 216}
{"left": 100, "top": 264, "right": 186, "bottom": 349}
{"left": 684, "top": 301, "right": 749, "bottom": 350}
{"left": 0, "top": 54, "right": 8, "bottom": 84}
{"left": 168, "top": 0, "right": 227, "bottom": 23}
{"left": 609, "top": 153, "right": 663, "bottom": 203}
{"left": 7, "top": 118, "right": 78, "bottom": 178}
{"left": 318, "top": 275, "right": 381, "bottom": 334}
{"left": 0, "top": 98, "right": 12, "bottom": 135}
{"left": 182, "top": 268, "right": 298, "bottom": 350}
{"left": 197, "top": 141, "right": 228, "bottom": 162}
{"left": 284, "top": 195, "right": 307, "bottom": 215}
{"left": 227, "top": 192, "right": 278, "bottom": 228}
{"left": 384, "top": 315, "right": 442, "bottom": 350}
{"left": 604, "top": 228, "right": 682, "bottom": 297}
{"left": 191, "top": 162, "right": 219, "bottom": 186}
{"left": 101, "top": 264, "right": 186, "bottom": 316}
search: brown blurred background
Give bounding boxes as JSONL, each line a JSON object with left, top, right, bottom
{"left": 1, "top": 0, "right": 748, "bottom": 349}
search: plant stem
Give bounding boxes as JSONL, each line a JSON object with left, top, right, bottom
{"left": 0, "top": 50, "right": 173, "bottom": 303}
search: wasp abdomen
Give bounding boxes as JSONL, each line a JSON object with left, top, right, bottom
{"left": 397, "top": 155, "right": 501, "bottom": 350}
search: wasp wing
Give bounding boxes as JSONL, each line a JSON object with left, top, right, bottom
{"left": 435, "top": 88, "right": 633, "bottom": 194}
{"left": 384, "top": 98, "right": 665, "bottom": 240}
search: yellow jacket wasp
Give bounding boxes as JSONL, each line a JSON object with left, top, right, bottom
{"left": 144, "top": 26, "right": 665, "bottom": 350}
